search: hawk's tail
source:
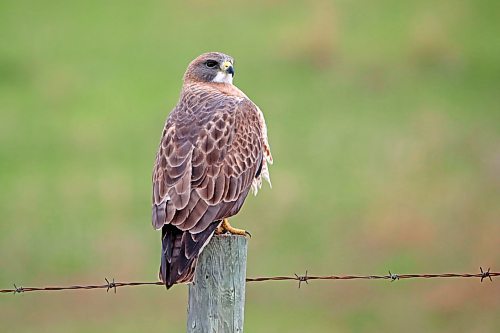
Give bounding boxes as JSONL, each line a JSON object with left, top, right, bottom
{"left": 159, "top": 222, "right": 219, "bottom": 289}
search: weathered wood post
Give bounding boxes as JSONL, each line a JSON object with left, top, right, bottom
{"left": 187, "top": 234, "right": 248, "bottom": 333}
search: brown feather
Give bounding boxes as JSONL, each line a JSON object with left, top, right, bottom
{"left": 177, "top": 197, "right": 208, "bottom": 230}
{"left": 189, "top": 205, "right": 220, "bottom": 234}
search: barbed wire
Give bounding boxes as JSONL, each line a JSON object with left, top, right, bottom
{"left": 1, "top": 267, "right": 496, "bottom": 294}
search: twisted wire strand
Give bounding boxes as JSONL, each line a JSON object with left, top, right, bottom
{"left": 1, "top": 268, "right": 496, "bottom": 294}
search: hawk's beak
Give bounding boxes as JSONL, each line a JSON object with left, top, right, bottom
{"left": 221, "top": 61, "right": 235, "bottom": 77}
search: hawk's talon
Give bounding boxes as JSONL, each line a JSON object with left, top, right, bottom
{"left": 220, "top": 218, "right": 250, "bottom": 238}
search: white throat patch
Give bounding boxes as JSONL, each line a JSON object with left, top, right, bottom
{"left": 212, "top": 71, "right": 233, "bottom": 84}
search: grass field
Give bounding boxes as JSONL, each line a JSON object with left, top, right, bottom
{"left": 1, "top": 0, "right": 499, "bottom": 332}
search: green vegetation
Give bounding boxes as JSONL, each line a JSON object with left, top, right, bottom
{"left": 1, "top": 0, "right": 499, "bottom": 332}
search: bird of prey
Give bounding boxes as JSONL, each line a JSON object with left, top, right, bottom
{"left": 152, "top": 52, "right": 273, "bottom": 288}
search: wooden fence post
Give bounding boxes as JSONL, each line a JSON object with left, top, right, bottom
{"left": 187, "top": 234, "right": 248, "bottom": 333}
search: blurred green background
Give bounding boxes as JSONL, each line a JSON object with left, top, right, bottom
{"left": 1, "top": 0, "right": 499, "bottom": 332}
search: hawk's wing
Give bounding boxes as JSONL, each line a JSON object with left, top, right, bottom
{"left": 152, "top": 90, "right": 263, "bottom": 288}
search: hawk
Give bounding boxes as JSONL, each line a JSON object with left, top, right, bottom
{"left": 152, "top": 52, "right": 273, "bottom": 288}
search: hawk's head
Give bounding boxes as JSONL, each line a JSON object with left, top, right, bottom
{"left": 184, "top": 52, "right": 235, "bottom": 84}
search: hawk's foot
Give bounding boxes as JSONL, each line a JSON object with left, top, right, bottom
{"left": 220, "top": 218, "right": 251, "bottom": 238}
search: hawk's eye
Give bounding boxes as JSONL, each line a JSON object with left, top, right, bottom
{"left": 205, "top": 60, "right": 218, "bottom": 68}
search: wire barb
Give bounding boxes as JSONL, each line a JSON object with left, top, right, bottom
{"left": 294, "top": 270, "right": 309, "bottom": 288}
{"left": 13, "top": 284, "right": 24, "bottom": 294}
{"left": 480, "top": 267, "right": 492, "bottom": 282}
{"left": 105, "top": 278, "right": 117, "bottom": 293}
{"left": 388, "top": 270, "right": 399, "bottom": 282}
